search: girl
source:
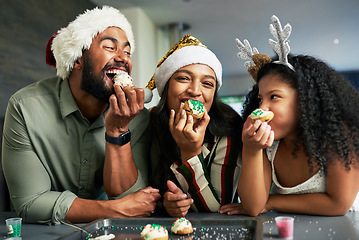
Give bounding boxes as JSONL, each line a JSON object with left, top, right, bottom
{"left": 220, "top": 55, "right": 359, "bottom": 216}
{"left": 147, "top": 35, "right": 243, "bottom": 217}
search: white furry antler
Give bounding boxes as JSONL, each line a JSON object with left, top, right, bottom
{"left": 235, "top": 38, "right": 259, "bottom": 68}
{"left": 268, "top": 15, "right": 294, "bottom": 70}
{"left": 235, "top": 38, "right": 272, "bottom": 81}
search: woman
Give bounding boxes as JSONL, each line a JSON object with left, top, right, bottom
{"left": 146, "top": 35, "right": 243, "bottom": 217}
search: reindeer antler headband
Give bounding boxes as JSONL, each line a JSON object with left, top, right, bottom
{"left": 236, "top": 15, "right": 294, "bottom": 82}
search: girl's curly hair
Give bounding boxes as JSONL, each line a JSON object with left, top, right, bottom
{"left": 242, "top": 55, "right": 359, "bottom": 174}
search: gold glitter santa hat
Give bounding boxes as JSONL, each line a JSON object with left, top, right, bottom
{"left": 144, "top": 34, "right": 222, "bottom": 103}
{"left": 46, "top": 6, "right": 135, "bottom": 80}
{"left": 235, "top": 15, "right": 294, "bottom": 82}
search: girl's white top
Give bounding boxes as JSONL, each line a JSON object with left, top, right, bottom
{"left": 267, "top": 140, "right": 359, "bottom": 211}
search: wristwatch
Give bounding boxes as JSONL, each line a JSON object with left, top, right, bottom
{"left": 105, "top": 130, "right": 131, "bottom": 145}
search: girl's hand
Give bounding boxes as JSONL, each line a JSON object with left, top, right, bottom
{"left": 242, "top": 116, "right": 274, "bottom": 152}
{"left": 169, "top": 103, "right": 210, "bottom": 162}
{"left": 219, "top": 202, "right": 267, "bottom": 216}
{"left": 218, "top": 203, "right": 247, "bottom": 215}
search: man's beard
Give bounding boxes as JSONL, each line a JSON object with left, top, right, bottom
{"left": 80, "top": 54, "right": 113, "bottom": 103}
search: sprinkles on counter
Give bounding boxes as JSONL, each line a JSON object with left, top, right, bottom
{"left": 84, "top": 218, "right": 254, "bottom": 239}
{"left": 87, "top": 233, "right": 115, "bottom": 240}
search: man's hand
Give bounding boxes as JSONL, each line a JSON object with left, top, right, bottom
{"left": 112, "top": 187, "right": 161, "bottom": 218}
{"left": 66, "top": 187, "right": 161, "bottom": 222}
{"left": 163, "top": 180, "right": 193, "bottom": 217}
{"left": 105, "top": 85, "right": 144, "bottom": 136}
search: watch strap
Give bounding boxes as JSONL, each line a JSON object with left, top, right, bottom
{"left": 105, "top": 130, "right": 131, "bottom": 145}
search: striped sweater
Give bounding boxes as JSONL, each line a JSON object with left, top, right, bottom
{"left": 170, "top": 135, "right": 241, "bottom": 212}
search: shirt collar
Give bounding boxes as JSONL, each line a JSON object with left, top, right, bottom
{"left": 59, "top": 78, "right": 109, "bottom": 128}
{"left": 59, "top": 78, "right": 79, "bottom": 119}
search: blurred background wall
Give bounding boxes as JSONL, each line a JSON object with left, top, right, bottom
{"left": 0, "top": 0, "right": 96, "bottom": 211}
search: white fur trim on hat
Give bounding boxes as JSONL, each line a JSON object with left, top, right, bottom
{"left": 51, "top": 6, "right": 135, "bottom": 79}
{"left": 153, "top": 46, "right": 222, "bottom": 97}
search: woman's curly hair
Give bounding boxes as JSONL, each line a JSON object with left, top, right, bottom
{"left": 242, "top": 55, "right": 359, "bottom": 174}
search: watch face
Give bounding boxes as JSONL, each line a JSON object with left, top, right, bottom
{"left": 120, "top": 131, "right": 131, "bottom": 145}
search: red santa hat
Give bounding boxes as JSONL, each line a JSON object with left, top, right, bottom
{"left": 46, "top": 6, "right": 135, "bottom": 79}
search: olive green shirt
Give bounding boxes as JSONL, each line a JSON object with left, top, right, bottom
{"left": 2, "top": 77, "right": 150, "bottom": 224}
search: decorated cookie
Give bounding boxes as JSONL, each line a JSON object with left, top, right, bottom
{"left": 249, "top": 108, "right": 274, "bottom": 123}
{"left": 183, "top": 99, "right": 205, "bottom": 119}
{"left": 141, "top": 224, "right": 168, "bottom": 240}
{"left": 171, "top": 217, "right": 194, "bottom": 235}
{"left": 112, "top": 71, "right": 133, "bottom": 87}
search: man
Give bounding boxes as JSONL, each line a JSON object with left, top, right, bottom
{"left": 1, "top": 6, "right": 160, "bottom": 225}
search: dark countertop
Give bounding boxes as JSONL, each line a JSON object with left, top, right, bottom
{"left": 1, "top": 211, "right": 359, "bottom": 240}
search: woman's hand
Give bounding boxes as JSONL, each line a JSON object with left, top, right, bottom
{"left": 163, "top": 180, "right": 194, "bottom": 218}
{"left": 169, "top": 103, "right": 210, "bottom": 162}
{"left": 242, "top": 116, "right": 274, "bottom": 153}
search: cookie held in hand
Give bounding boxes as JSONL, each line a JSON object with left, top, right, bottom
{"left": 249, "top": 108, "right": 274, "bottom": 123}
{"left": 113, "top": 71, "right": 133, "bottom": 87}
{"left": 183, "top": 99, "right": 205, "bottom": 119}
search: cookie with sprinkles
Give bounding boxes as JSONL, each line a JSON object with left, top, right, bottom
{"left": 249, "top": 108, "right": 274, "bottom": 123}
{"left": 140, "top": 224, "right": 168, "bottom": 240}
{"left": 112, "top": 71, "right": 133, "bottom": 87}
{"left": 171, "top": 217, "right": 194, "bottom": 235}
{"left": 183, "top": 99, "right": 205, "bottom": 119}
